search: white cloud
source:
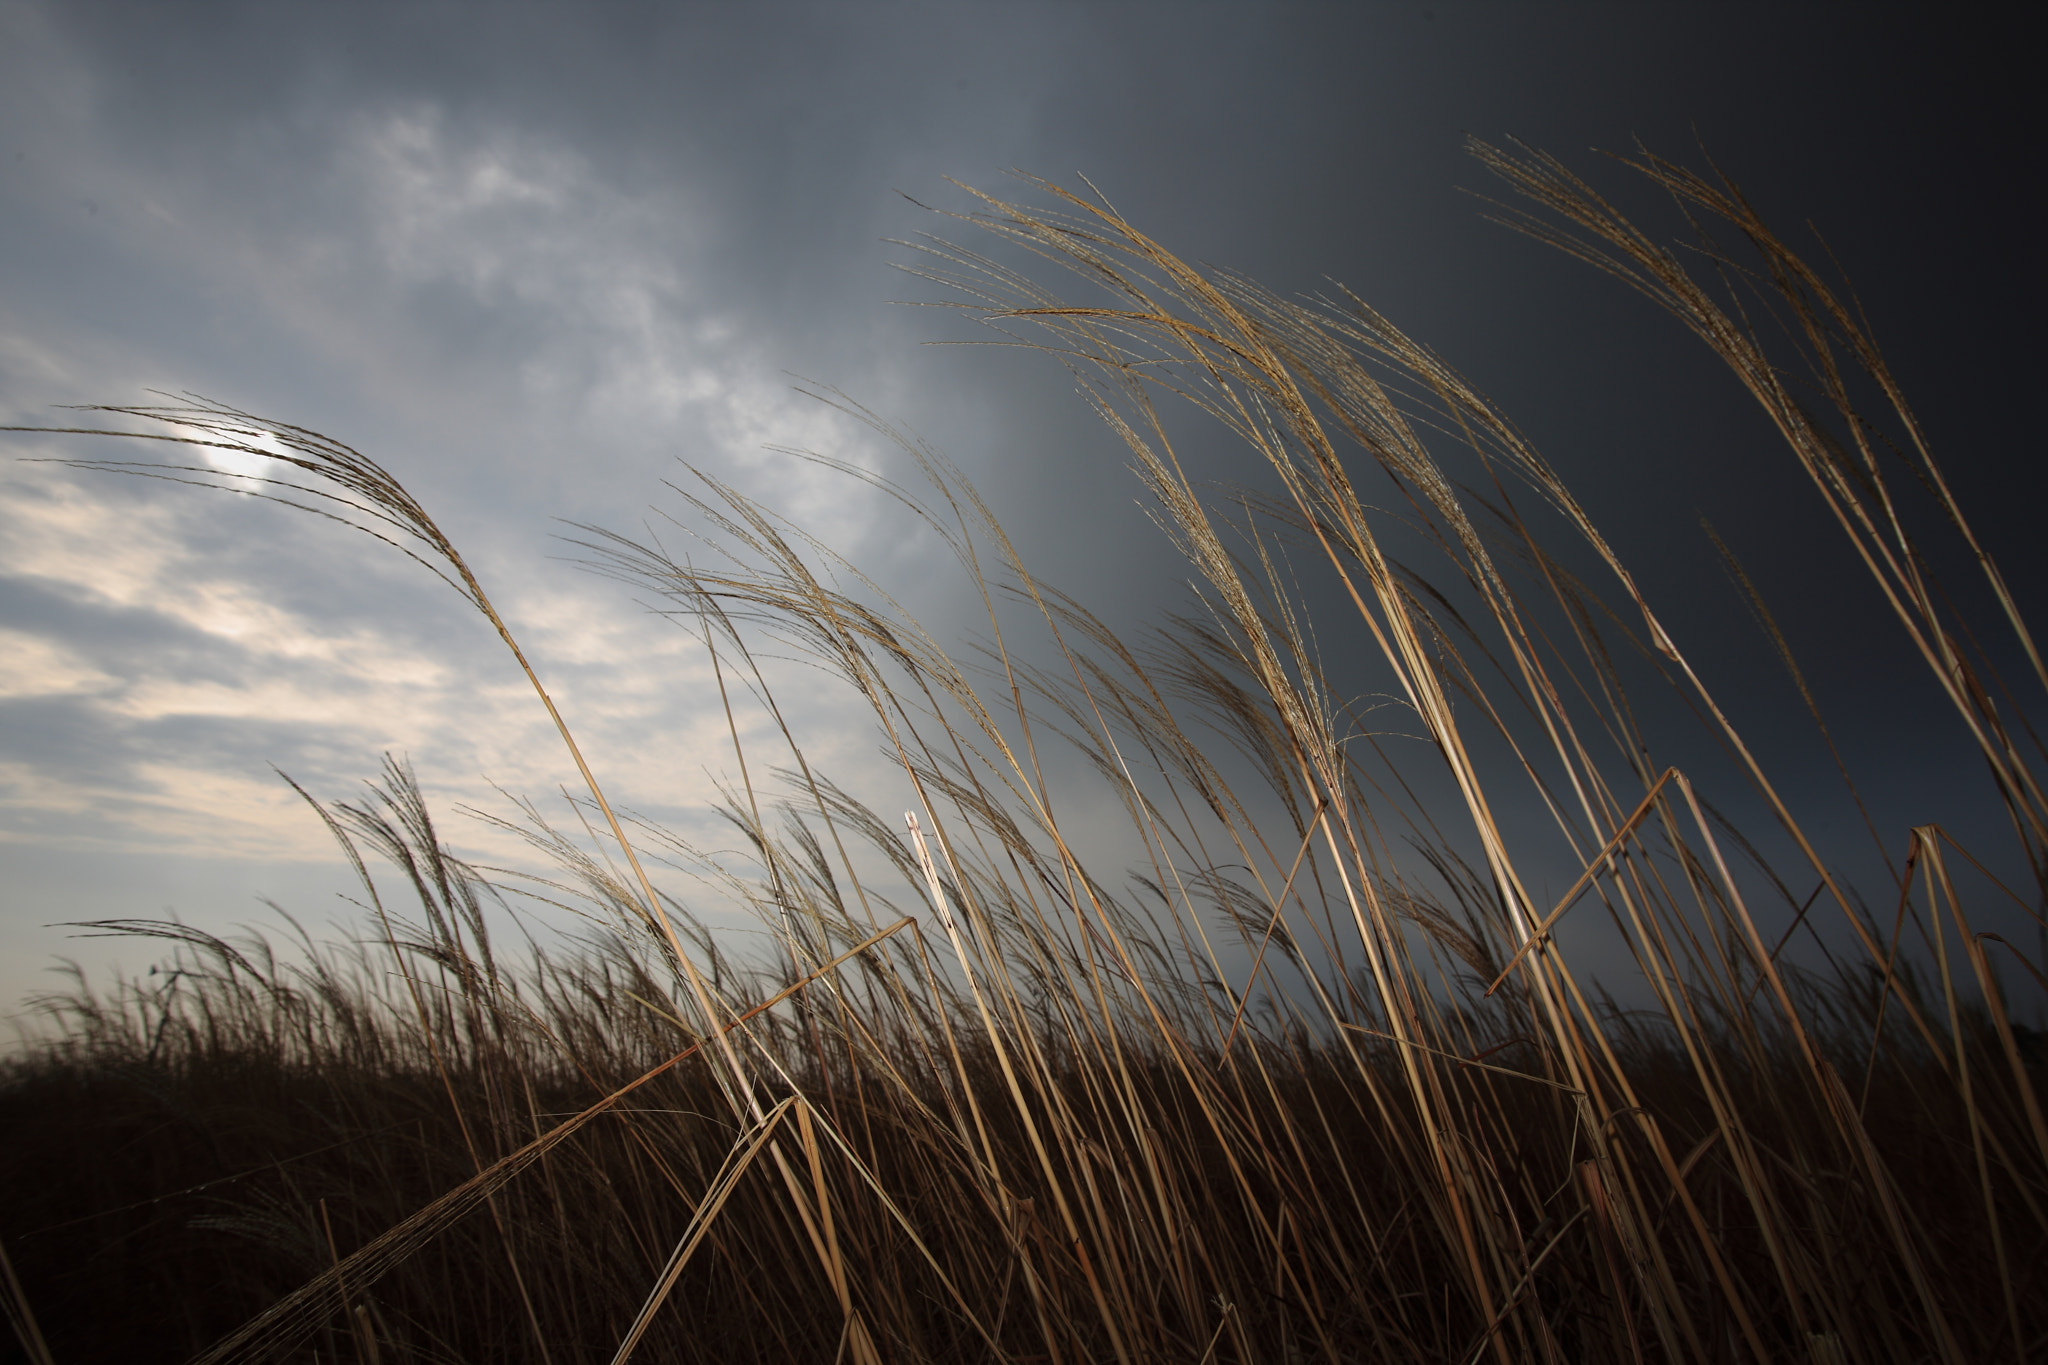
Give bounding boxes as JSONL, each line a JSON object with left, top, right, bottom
{"left": 0, "top": 628, "right": 113, "bottom": 698}
{"left": 0, "top": 757, "right": 341, "bottom": 862}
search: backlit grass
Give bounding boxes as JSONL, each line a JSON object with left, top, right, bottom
{"left": 3, "top": 139, "right": 2043, "bottom": 1365}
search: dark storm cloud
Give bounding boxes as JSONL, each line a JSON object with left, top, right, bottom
{"left": 1, "top": 0, "right": 2042, "bottom": 1011}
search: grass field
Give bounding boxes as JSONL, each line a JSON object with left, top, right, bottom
{"left": 3, "top": 140, "right": 2044, "bottom": 1364}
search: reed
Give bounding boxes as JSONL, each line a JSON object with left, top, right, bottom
{"left": 3, "top": 139, "right": 2042, "bottom": 1364}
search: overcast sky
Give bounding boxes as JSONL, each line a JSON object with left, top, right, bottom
{"left": 2, "top": 0, "right": 2041, "bottom": 1022}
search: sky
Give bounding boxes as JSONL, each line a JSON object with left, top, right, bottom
{"left": 1, "top": 0, "right": 2042, "bottom": 1025}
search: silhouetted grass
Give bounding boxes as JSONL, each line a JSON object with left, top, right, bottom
{"left": 3, "top": 140, "right": 2044, "bottom": 1364}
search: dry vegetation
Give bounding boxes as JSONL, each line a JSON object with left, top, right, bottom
{"left": 3, "top": 140, "right": 2044, "bottom": 1364}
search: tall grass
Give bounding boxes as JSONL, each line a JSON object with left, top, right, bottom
{"left": 4, "top": 140, "right": 2043, "bottom": 1364}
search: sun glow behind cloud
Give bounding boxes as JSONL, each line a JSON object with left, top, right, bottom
{"left": 185, "top": 424, "right": 282, "bottom": 486}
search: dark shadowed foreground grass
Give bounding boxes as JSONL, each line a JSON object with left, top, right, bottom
{"left": 4, "top": 141, "right": 2044, "bottom": 1365}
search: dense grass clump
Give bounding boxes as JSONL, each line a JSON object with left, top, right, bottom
{"left": 4, "top": 141, "right": 2044, "bottom": 1364}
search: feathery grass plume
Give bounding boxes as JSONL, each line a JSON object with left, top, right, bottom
{"left": 3, "top": 140, "right": 2044, "bottom": 1364}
